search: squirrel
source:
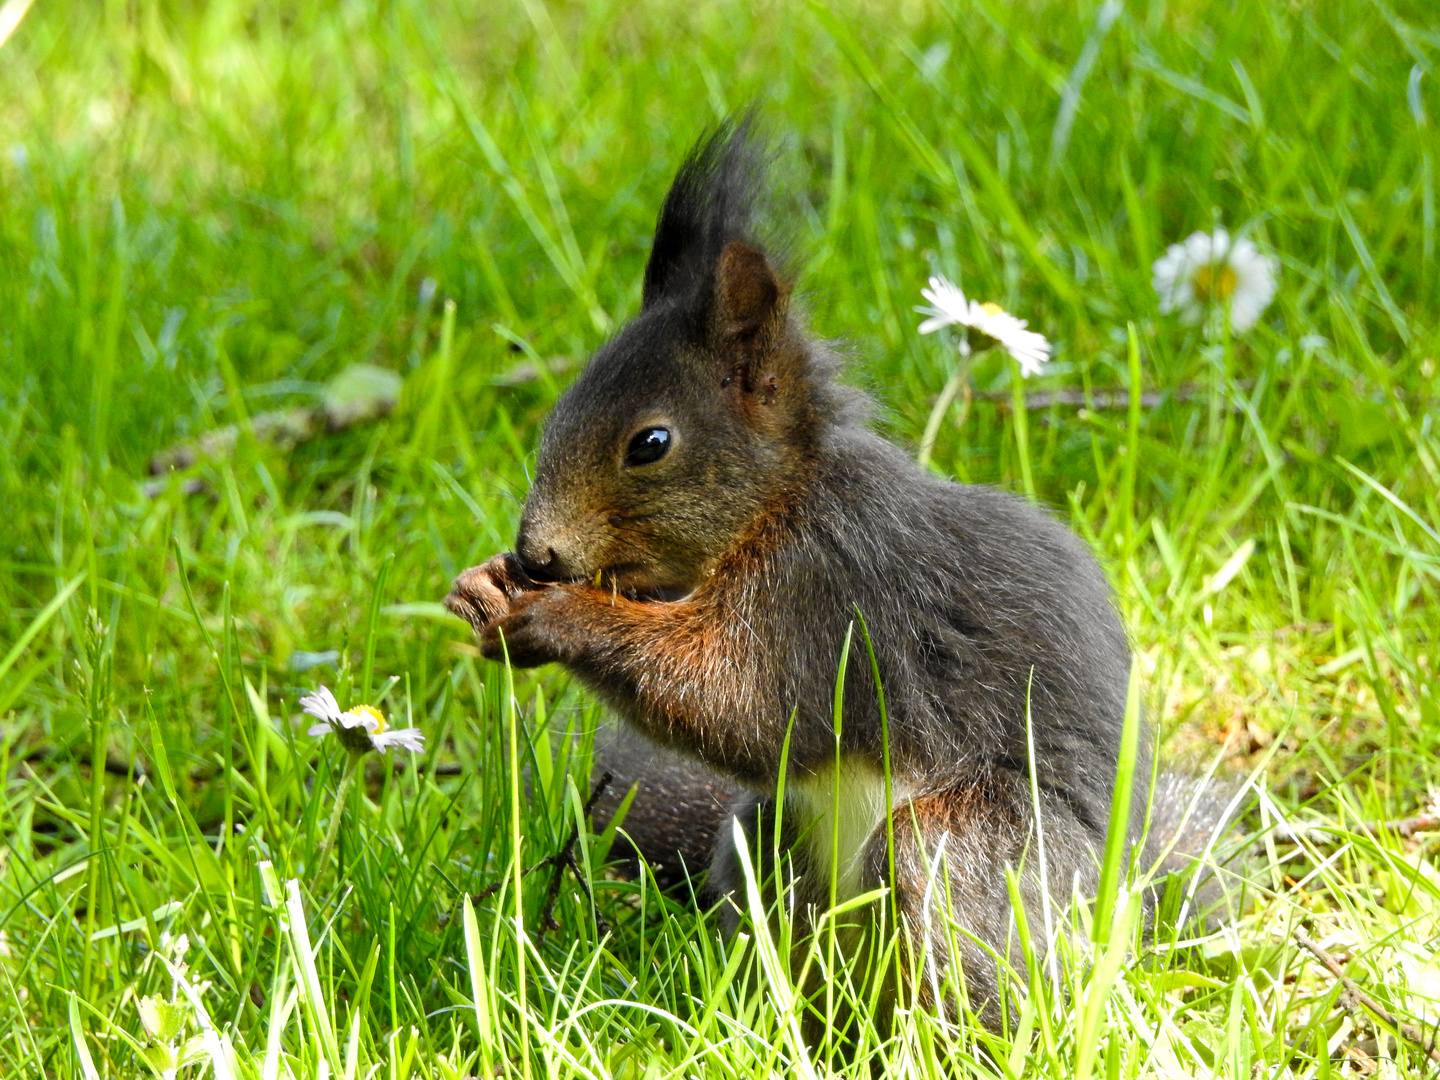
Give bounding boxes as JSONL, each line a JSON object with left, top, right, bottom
{"left": 443, "top": 118, "right": 1238, "bottom": 1022}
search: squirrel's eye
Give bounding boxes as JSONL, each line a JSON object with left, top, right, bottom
{"left": 624, "top": 427, "right": 672, "bottom": 467}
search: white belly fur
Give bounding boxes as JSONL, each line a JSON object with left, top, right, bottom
{"left": 785, "top": 756, "right": 911, "bottom": 904}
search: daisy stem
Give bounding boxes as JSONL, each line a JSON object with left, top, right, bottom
{"left": 918, "top": 353, "right": 973, "bottom": 470}
{"left": 1208, "top": 311, "right": 1234, "bottom": 446}
{"left": 1010, "top": 370, "right": 1036, "bottom": 498}
{"left": 316, "top": 749, "right": 364, "bottom": 868}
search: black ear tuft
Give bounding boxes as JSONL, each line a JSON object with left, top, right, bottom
{"left": 641, "top": 113, "right": 764, "bottom": 310}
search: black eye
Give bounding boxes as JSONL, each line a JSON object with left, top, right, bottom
{"left": 624, "top": 426, "right": 672, "bottom": 467}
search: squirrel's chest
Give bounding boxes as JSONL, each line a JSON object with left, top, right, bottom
{"left": 785, "top": 757, "right": 912, "bottom": 903}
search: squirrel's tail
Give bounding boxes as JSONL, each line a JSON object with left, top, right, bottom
{"left": 1142, "top": 770, "right": 1252, "bottom": 929}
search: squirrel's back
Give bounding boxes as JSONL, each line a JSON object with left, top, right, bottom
{"left": 784, "top": 424, "right": 1135, "bottom": 801}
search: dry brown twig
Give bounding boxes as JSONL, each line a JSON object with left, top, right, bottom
{"left": 469, "top": 771, "right": 614, "bottom": 941}
{"left": 144, "top": 364, "right": 403, "bottom": 494}
{"left": 1292, "top": 928, "right": 1440, "bottom": 1066}
{"left": 1361, "top": 813, "right": 1440, "bottom": 839}
{"left": 1272, "top": 812, "right": 1440, "bottom": 846}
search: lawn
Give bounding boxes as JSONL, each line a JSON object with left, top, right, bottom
{"left": 2, "top": 0, "right": 1438, "bottom": 1075}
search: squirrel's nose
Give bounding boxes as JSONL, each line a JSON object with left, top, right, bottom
{"left": 516, "top": 530, "right": 559, "bottom": 580}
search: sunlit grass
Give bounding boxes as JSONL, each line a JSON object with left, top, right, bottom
{"left": 1, "top": 0, "right": 1438, "bottom": 1074}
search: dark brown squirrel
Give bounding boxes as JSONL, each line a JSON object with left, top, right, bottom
{"left": 444, "top": 118, "right": 1237, "bottom": 1019}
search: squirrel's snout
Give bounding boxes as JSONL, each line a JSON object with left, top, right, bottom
{"left": 516, "top": 529, "right": 564, "bottom": 582}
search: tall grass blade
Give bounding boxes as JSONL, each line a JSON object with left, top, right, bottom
{"left": 67, "top": 994, "right": 102, "bottom": 1080}
{"left": 1092, "top": 658, "right": 1143, "bottom": 946}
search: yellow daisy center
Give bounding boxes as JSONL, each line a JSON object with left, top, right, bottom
{"left": 979, "top": 301, "right": 1004, "bottom": 317}
{"left": 346, "top": 704, "right": 388, "bottom": 733}
{"left": 1192, "top": 263, "right": 1237, "bottom": 303}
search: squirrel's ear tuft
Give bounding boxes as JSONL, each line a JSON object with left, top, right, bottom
{"left": 642, "top": 114, "right": 763, "bottom": 311}
{"left": 716, "top": 241, "right": 786, "bottom": 339}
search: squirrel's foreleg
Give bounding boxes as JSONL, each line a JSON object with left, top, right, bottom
{"left": 480, "top": 580, "right": 786, "bottom": 779}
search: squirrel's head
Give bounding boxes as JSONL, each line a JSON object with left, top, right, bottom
{"left": 516, "top": 119, "right": 834, "bottom": 599}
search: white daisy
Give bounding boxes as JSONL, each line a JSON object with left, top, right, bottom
{"left": 916, "top": 275, "right": 1052, "bottom": 377}
{"left": 301, "top": 685, "right": 424, "bottom": 756}
{"left": 1152, "top": 227, "right": 1278, "bottom": 333}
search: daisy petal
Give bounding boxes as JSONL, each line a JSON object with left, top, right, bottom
{"left": 919, "top": 276, "right": 974, "bottom": 323}
{"left": 299, "top": 686, "right": 343, "bottom": 724}
{"left": 340, "top": 707, "right": 380, "bottom": 733}
{"left": 370, "top": 728, "right": 425, "bottom": 754}
{"left": 916, "top": 277, "right": 1052, "bottom": 377}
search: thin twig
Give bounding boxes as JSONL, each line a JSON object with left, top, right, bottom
{"left": 976, "top": 379, "right": 1258, "bottom": 411}
{"left": 1270, "top": 814, "right": 1440, "bottom": 846}
{"left": 144, "top": 363, "right": 402, "bottom": 491}
{"left": 469, "top": 772, "right": 614, "bottom": 940}
{"left": 468, "top": 857, "right": 550, "bottom": 903}
{"left": 1357, "top": 814, "right": 1440, "bottom": 839}
{"left": 978, "top": 388, "right": 1173, "bottom": 411}
{"left": 978, "top": 383, "right": 1440, "bottom": 412}
{"left": 537, "top": 771, "right": 614, "bottom": 940}
{"left": 1293, "top": 929, "right": 1440, "bottom": 1065}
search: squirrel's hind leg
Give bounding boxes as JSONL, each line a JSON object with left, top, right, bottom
{"left": 865, "top": 780, "right": 1102, "bottom": 1028}
{"left": 707, "top": 793, "right": 789, "bottom": 937}
{"left": 706, "top": 775, "right": 1109, "bottom": 1032}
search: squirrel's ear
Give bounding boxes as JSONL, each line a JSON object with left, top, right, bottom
{"left": 714, "top": 241, "right": 788, "bottom": 341}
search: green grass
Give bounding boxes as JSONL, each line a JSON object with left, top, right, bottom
{"left": 2, "top": 0, "right": 1439, "bottom": 1074}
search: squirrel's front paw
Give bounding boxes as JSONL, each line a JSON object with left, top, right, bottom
{"left": 444, "top": 553, "right": 538, "bottom": 631}
{"left": 479, "top": 587, "right": 582, "bottom": 668}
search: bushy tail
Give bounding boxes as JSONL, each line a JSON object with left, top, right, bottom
{"left": 1142, "top": 771, "right": 1253, "bottom": 930}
